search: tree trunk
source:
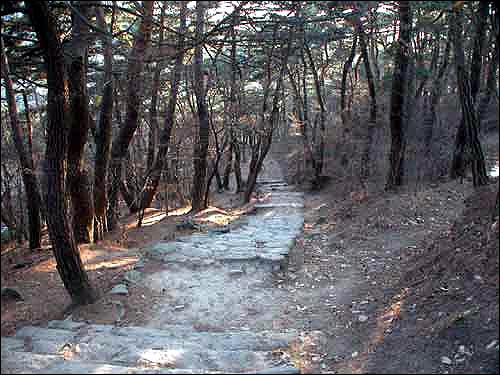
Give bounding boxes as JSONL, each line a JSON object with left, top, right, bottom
{"left": 67, "top": 2, "right": 94, "bottom": 243}
{"left": 1, "top": 37, "right": 42, "bottom": 251}
{"left": 386, "top": 1, "right": 412, "bottom": 190}
{"left": 93, "top": 6, "right": 114, "bottom": 240}
{"left": 223, "top": 143, "right": 233, "bottom": 190}
{"left": 305, "top": 42, "right": 327, "bottom": 187}
{"left": 27, "top": 2, "right": 96, "bottom": 305}
{"left": 108, "top": 1, "right": 154, "bottom": 229}
{"left": 356, "top": 16, "right": 378, "bottom": 181}
{"left": 449, "top": 4, "right": 489, "bottom": 187}
{"left": 479, "top": 27, "right": 499, "bottom": 123}
{"left": 230, "top": 9, "right": 243, "bottom": 193}
{"left": 341, "top": 34, "right": 358, "bottom": 124}
{"left": 233, "top": 140, "right": 243, "bottom": 192}
{"left": 191, "top": 1, "right": 210, "bottom": 213}
{"left": 425, "top": 33, "right": 451, "bottom": 152}
{"left": 451, "top": 1, "right": 489, "bottom": 179}
{"left": 139, "top": 2, "right": 187, "bottom": 210}
{"left": 22, "top": 91, "right": 34, "bottom": 162}
{"left": 147, "top": 4, "right": 166, "bottom": 171}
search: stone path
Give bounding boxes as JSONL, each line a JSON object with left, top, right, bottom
{"left": 1, "top": 162, "right": 305, "bottom": 374}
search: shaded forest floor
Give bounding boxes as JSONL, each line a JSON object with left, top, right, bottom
{"left": 276, "top": 160, "right": 499, "bottom": 372}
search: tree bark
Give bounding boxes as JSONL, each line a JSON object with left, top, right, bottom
{"left": 191, "top": 1, "right": 210, "bottom": 213}
{"left": 449, "top": 4, "right": 489, "bottom": 187}
{"left": 356, "top": 16, "right": 378, "bottom": 181}
{"left": 451, "top": 1, "right": 489, "bottom": 179}
{"left": 341, "top": 34, "right": 358, "bottom": 124}
{"left": 305, "top": 41, "right": 327, "bottom": 187}
{"left": 67, "top": 2, "right": 94, "bottom": 244}
{"left": 479, "top": 24, "right": 499, "bottom": 123}
{"left": 108, "top": 1, "right": 154, "bottom": 229}
{"left": 1, "top": 37, "right": 42, "bottom": 251}
{"left": 386, "top": 1, "right": 412, "bottom": 190}
{"left": 22, "top": 91, "right": 34, "bottom": 162}
{"left": 425, "top": 32, "right": 451, "bottom": 151}
{"left": 147, "top": 3, "right": 167, "bottom": 171}
{"left": 26, "top": 2, "right": 96, "bottom": 305}
{"left": 229, "top": 9, "right": 243, "bottom": 193}
{"left": 93, "top": 5, "right": 114, "bottom": 240}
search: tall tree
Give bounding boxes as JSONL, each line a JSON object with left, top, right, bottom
{"left": 449, "top": 2, "right": 489, "bottom": 187}
{"left": 147, "top": 3, "right": 167, "bottom": 171}
{"left": 108, "top": 1, "right": 154, "bottom": 229}
{"left": 191, "top": 1, "right": 210, "bottom": 213}
{"left": 341, "top": 33, "right": 358, "bottom": 125}
{"left": 67, "top": 2, "right": 94, "bottom": 243}
{"left": 450, "top": 1, "right": 489, "bottom": 179}
{"left": 386, "top": 1, "right": 412, "bottom": 190}
{"left": 305, "top": 41, "right": 327, "bottom": 187}
{"left": 93, "top": 4, "right": 115, "bottom": 240}
{"left": 26, "top": 2, "right": 96, "bottom": 305}
{"left": 1, "top": 37, "right": 42, "bottom": 250}
{"left": 356, "top": 11, "right": 378, "bottom": 181}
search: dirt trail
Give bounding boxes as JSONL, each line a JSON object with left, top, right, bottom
{"left": 1, "top": 157, "right": 310, "bottom": 374}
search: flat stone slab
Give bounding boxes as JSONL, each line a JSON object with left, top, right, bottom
{"left": 1, "top": 351, "right": 224, "bottom": 374}
{"left": 109, "top": 284, "right": 129, "bottom": 295}
{"left": 123, "top": 270, "right": 143, "bottom": 284}
{"left": 1, "top": 337, "right": 26, "bottom": 353}
{"left": 15, "top": 327, "right": 75, "bottom": 354}
{"left": 254, "top": 202, "right": 304, "bottom": 208}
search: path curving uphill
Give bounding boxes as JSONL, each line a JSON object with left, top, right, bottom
{"left": 1, "top": 161, "right": 305, "bottom": 374}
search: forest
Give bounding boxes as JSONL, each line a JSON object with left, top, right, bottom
{"left": 1, "top": 1, "right": 499, "bottom": 374}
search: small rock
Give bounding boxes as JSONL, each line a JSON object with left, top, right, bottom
{"left": 441, "top": 356, "right": 453, "bottom": 365}
{"left": 209, "top": 225, "right": 230, "bottom": 234}
{"left": 316, "top": 216, "right": 328, "bottom": 225}
{"left": 109, "top": 284, "right": 129, "bottom": 295}
{"left": 123, "top": 270, "right": 142, "bottom": 284}
{"left": 351, "top": 351, "right": 359, "bottom": 358}
{"left": 1, "top": 287, "right": 23, "bottom": 301}
{"left": 134, "top": 259, "right": 145, "bottom": 270}
{"left": 229, "top": 269, "right": 244, "bottom": 277}
{"left": 486, "top": 340, "right": 498, "bottom": 350}
{"left": 358, "top": 315, "right": 368, "bottom": 322}
{"left": 176, "top": 219, "right": 198, "bottom": 230}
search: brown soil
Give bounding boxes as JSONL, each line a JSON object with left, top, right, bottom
{"left": 1, "top": 194, "right": 255, "bottom": 336}
{"left": 279, "top": 176, "right": 499, "bottom": 374}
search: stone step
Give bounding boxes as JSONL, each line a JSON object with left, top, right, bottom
{"left": 1, "top": 337, "right": 26, "bottom": 353}
{"left": 76, "top": 323, "right": 296, "bottom": 349}
{"left": 17, "top": 324, "right": 298, "bottom": 352}
{"left": 260, "top": 192, "right": 304, "bottom": 197}
{"left": 2, "top": 351, "right": 299, "bottom": 374}
{"left": 12, "top": 324, "right": 298, "bottom": 372}
{"left": 256, "top": 180, "right": 287, "bottom": 185}
{"left": 0, "top": 351, "right": 224, "bottom": 374}
{"left": 255, "top": 203, "right": 304, "bottom": 209}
